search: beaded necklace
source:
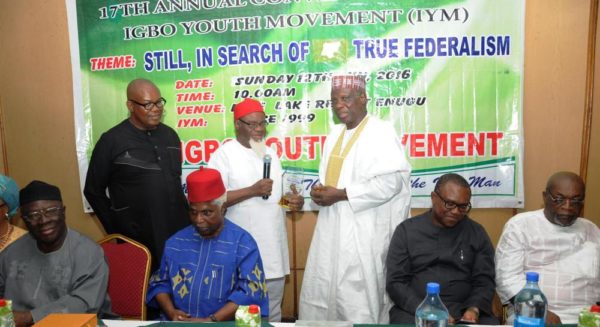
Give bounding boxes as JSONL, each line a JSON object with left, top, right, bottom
{"left": 0, "top": 224, "right": 14, "bottom": 250}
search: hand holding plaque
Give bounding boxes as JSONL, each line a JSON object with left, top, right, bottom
{"left": 279, "top": 170, "right": 305, "bottom": 211}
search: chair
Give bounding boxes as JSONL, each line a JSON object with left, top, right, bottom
{"left": 492, "top": 291, "right": 507, "bottom": 325}
{"left": 98, "top": 234, "right": 152, "bottom": 320}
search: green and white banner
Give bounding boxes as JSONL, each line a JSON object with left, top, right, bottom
{"left": 66, "top": 0, "right": 525, "bottom": 209}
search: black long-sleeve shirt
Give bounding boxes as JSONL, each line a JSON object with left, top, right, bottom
{"left": 386, "top": 210, "right": 496, "bottom": 323}
{"left": 84, "top": 119, "right": 189, "bottom": 268}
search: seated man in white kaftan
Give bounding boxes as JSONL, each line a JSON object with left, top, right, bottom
{"left": 146, "top": 167, "right": 269, "bottom": 322}
{"left": 299, "top": 75, "right": 412, "bottom": 324}
{"left": 0, "top": 180, "right": 115, "bottom": 327}
{"left": 496, "top": 171, "right": 600, "bottom": 324}
{"left": 208, "top": 97, "right": 304, "bottom": 322}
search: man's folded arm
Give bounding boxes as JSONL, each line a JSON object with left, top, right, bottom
{"left": 346, "top": 171, "right": 407, "bottom": 213}
{"left": 228, "top": 234, "right": 269, "bottom": 317}
{"left": 386, "top": 224, "right": 422, "bottom": 314}
{"left": 495, "top": 223, "right": 527, "bottom": 303}
{"left": 30, "top": 252, "right": 109, "bottom": 322}
{"left": 463, "top": 231, "right": 496, "bottom": 316}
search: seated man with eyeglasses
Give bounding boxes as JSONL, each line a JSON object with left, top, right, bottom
{"left": 386, "top": 173, "right": 498, "bottom": 324}
{"left": 496, "top": 171, "right": 600, "bottom": 324}
{"left": 0, "top": 180, "right": 115, "bottom": 326}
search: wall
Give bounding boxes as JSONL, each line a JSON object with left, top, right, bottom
{"left": 0, "top": 1, "right": 106, "bottom": 238}
{"left": 1, "top": 0, "right": 598, "bottom": 319}
{"left": 587, "top": 0, "right": 600, "bottom": 224}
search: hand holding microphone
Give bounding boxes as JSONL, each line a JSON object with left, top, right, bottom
{"left": 262, "top": 154, "right": 272, "bottom": 200}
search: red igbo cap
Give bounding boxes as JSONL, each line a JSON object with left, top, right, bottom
{"left": 186, "top": 167, "right": 226, "bottom": 203}
{"left": 331, "top": 75, "right": 366, "bottom": 90}
{"left": 234, "top": 98, "right": 264, "bottom": 120}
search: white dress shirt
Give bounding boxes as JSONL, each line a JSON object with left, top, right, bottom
{"left": 495, "top": 209, "right": 600, "bottom": 323}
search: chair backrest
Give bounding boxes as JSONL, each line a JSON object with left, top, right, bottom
{"left": 98, "top": 234, "right": 151, "bottom": 320}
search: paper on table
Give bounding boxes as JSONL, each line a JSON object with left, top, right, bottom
{"left": 295, "top": 321, "right": 352, "bottom": 327}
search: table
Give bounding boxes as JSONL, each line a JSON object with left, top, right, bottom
{"left": 102, "top": 321, "right": 523, "bottom": 327}
{"left": 103, "top": 320, "right": 293, "bottom": 327}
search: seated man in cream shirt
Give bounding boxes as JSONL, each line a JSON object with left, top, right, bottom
{"left": 495, "top": 171, "right": 600, "bottom": 324}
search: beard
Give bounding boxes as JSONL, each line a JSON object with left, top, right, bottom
{"left": 549, "top": 213, "right": 577, "bottom": 227}
{"left": 249, "top": 138, "right": 266, "bottom": 158}
{"left": 544, "top": 208, "right": 578, "bottom": 227}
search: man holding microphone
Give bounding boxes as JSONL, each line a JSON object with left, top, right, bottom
{"left": 208, "top": 98, "right": 304, "bottom": 322}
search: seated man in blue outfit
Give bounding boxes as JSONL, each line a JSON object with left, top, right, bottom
{"left": 386, "top": 173, "right": 498, "bottom": 325}
{"left": 146, "top": 167, "right": 269, "bottom": 322}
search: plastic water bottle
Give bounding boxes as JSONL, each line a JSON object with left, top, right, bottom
{"left": 415, "top": 282, "right": 449, "bottom": 327}
{"left": 514, "top": 272, "right": 547, "bottom": 327}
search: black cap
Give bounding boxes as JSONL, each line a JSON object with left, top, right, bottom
{"left": 19, "top": 180, "right": 62, "bottom": 206}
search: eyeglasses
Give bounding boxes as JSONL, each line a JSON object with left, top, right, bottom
{"left": 434, "top": 190, "right": 472, "bottom": 212}
{"left": 21, "top": 206, "right": 64, "bottom": 223}
{"left": 546, "top": 190, "right": 584, "bottom": 207}
{"left": 128, "top": 97, "right": 167, "bottom": 111}
{"left": 238, "top": 119, "right": 267, "bottom": 130}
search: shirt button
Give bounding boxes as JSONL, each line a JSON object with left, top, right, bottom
{"left": 158, "top": 156, "right": 161, "bottom": 160}
{"left": 154, "top": 146, "right": 158, "bottom": 149}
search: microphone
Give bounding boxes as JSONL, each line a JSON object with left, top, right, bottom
{"left": 262, "top": 154, "right": 271, "bottom": 200}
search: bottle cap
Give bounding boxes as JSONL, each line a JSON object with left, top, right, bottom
{"left": 426, "top": 282, "right": 440, "bottom": 294}
{"left": 525, "top": 272, "right": 539, "bottom": 282}
{"left": 591, "top": 305, "right": 600, "bottom": 313}
{"left": 248, "top": 304, "right": 260, "bottom": 314}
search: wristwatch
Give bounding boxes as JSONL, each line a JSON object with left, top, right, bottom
{"left": 209, "top": 314, "right": 218, "bottom": 322}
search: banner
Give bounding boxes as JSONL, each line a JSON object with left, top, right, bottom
{"left": 66, "top": 0, "right": 525, "bottom": 209}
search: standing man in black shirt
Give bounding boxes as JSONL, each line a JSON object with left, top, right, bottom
{"left": 84, "top": 78, "right": 188, "bottom": 270}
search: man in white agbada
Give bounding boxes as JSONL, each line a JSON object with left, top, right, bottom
{"left": 299, "top": 75, "right": 412, "bottom": 323}
{"left": 208, "top": 98, "right": 304, "bottom": 322}
{"left": 496, "top": 171, "right": 600, "bottom": 324}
